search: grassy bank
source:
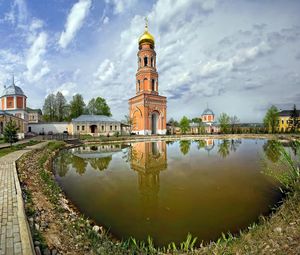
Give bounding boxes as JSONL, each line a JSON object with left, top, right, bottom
{"left": 17, "top": 139, "right": 300, "bottom": 254}
{"left": 0, "top": 140, "right": 40, "bottom": 157}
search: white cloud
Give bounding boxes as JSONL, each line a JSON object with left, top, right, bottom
{"left": 199, "top": 41, "right": 272, "bottom": 77}
{"left": 27, "top": 19, "right": 45, "bottom": 44}
{"left": 231, "top": 41, "right": 272, "bottom": 66}
{"left": 25, "top": 32, "right": 50, "bottom": 82}
{"left": 29, "top": 18, "right": 44, "bottom": 32}
{"left": 1, "top": 0, "right": 28, "bottom": 25}
{"left": 105, "top": 0, "right": 137, "bottom": 14}
{"left": 150, "top": 0, "right": 215, "bottom": 28}
{"left": 103, "top": 16, "right": 109, "bottom": 25}
{"left": 54, "top": 82, "right": 77, "bottom": 98}
{"left": 93, "top": 59, "right": 115, "bottom": 82}
{"left": 0, "top": 50, "right": 22, "bottom": 64}
{"left": 200, "top": 61, "right": 231, "bottom": 77}
{"left": 3, "top": 10, "right": 15, "bottom": 24}
{"left": 59, "top": 0, "right": 92, "bottom": 49}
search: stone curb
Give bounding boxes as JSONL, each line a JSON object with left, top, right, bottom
{"left": 13, "top": 161, "right": 35, "bottom": 255}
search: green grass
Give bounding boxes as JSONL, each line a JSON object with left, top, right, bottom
{"left": 78, "top": 134, "right": 94, "bottom": 140}
{"left": 0, "top": 147, "right": 18, "bottom": 157}
{"left": 47, "top": 141, "right": 65, "bottom": 151}
{"left": 0, "top": 140, "right": 41, "bottom": 157}
{"left": 38, "top": 141, "right": 65, "bottom": 207}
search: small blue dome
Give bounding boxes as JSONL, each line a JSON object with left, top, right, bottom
{"left": 202, "top": 108, "right": 214, "bottom": 116}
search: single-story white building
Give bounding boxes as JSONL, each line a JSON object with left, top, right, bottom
{"left": 71, "top": 115, "right": 121, "bottom": 136}
{"left": 28, "top": 122, "right": 69, "bottom": 134}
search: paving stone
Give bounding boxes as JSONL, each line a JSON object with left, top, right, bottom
{"left": 13, "top": 232, "right": 21, "bottom": 243}
{"left": 14, "top": 242, "right": 22, "bottom": 253}
{"left": 0, "top": 146, "right": 47, "bottom": 255}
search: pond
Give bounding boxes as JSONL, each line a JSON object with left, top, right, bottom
{"left": 53, "top": 139, "right": 283, "bottom": 247}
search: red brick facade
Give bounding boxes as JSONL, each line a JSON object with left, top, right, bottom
{"left": 129, "top": 25, "right": 167, "bottom": 135}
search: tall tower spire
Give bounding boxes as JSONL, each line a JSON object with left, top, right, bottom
{"left": 129, "top": 22, "right": 167, "bottom": 135}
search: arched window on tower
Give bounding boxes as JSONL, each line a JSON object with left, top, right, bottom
{"left": 138, "top": 80, "right": 141, "bottom": 91}
{"left": 151, "top": 57, "right": 153, "bottom": 67}
{"left": 144, "top": 56, "right": 148, "bottom": 67}
{"left": 144, "top": 78, "right": 148, "bottom": 89}
{"left": 139, "top": 58, "right": 141, "bottom": 68}
{"left": 152, "top": 79, "right": 155, "bottom": 91}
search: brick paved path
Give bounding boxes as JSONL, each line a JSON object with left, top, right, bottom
{"left": 0, "top": 142, "right": 48, "bottom": 255}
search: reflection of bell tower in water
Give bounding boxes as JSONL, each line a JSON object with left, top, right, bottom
{"left": 130, "top": 141, "right": 167, "bottom": 213}
{"left": 128, "top": 18, "right": 167, "bottom": 135}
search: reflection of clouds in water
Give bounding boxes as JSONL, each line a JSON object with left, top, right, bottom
{"left": 54, "top": 139, "right": 283, "bottom": 246}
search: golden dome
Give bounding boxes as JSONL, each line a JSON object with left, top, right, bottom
{"left": 138, "top": 18, "right": 155, "bottom": 45}
{"left": 139, "top": 31, "right": 155, "bottom": 45}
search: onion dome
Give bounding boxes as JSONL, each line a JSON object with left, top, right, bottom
{"left": 138, "top": 18, "right": 155, "bottom": 46}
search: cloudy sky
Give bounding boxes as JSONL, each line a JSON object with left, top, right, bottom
{"left": 0, "top": 0, "right": 299, "bottom": 122}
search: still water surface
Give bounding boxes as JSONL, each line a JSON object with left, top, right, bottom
{"left": 54, "top": 139, "right": 282, "bottom": 246}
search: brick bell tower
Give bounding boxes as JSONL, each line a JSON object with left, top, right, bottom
{"left": 128, "top": 19, "right": 167, "bottom": 135}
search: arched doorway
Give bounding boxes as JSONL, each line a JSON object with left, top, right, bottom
{"left": 90, "top": 125, "right": 97, "bottom": 134}
{"left": 151, "top": 112, "right": 159, "bottom": 135}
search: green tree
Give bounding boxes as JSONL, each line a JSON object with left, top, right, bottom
{"left": 179, "top": 140, "right": 191, "bottom": 155}
{"left": 89, "top": 156, "right": 112, "bottom": 171}
{"left": 195, "top": 140, "right": 206, "bottom": 150}
{"left": 87, "top": 97, "right": 112, "bottom": 116}
{"left": 263, "top": 140, "right": 281, "bottom": 163}
{"left": 218, "top": 113, "right": 230, "bottom": 134}
{"left": 72, "top": 156, "right": 87, "bottom": 175}
{"left": 167, "top": 117, "right": 179, "bottom": 127}
{"left": 218, "top": 139, "right": 230, "bottom": 158}
{"left": 55, "top": 92, "right": 68, "bottom": 121}
{"left": 191, "top": 117, "right": 202, "bottom": 134}
{"left": 263, "top": 105, "right": 279, "bottom": 134}
{"left": 230, "top": 115, "right": 239, "bottom": 134}
{"left": 43, "top": 93, "right": 56, "bottom": 121}
{"left": 3, "top": 120, "right": 18, "bottom": 146}
{"left": 288, "top": 104, "right": 300, "bottom": 133}
{"left": 70, "top": 94, "right": 86, "bottom": 119}
{"left": 179, "top": 116, "right": 190, "bottom": 134}
{"left": 56, "top": 152, "right": 72, "bottom": 177}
